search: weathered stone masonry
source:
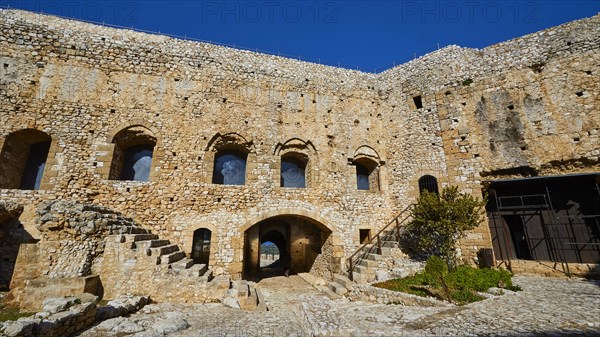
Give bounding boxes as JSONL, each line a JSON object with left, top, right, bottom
{"left": 0, "top": 8, "right": 598, "bottom": 293}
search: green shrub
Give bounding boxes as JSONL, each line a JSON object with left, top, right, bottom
{"left": 451, "top": 290, "right": 484, "bottom": 305}
{"left": 373, "top": 273, "right": 431, "bottom": 298}
{"left": 423, "top": 256, "right": 448, "bottom": 287}
{"left": 404, "top": 186, "right": 486, "bottom": 266}
{"left": 376, "top": 262, "right": 520, "bottom": 305}
{"left": 446, "top": 266, "right": 515, "bottom": 292}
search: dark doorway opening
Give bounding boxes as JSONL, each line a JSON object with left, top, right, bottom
{"left": 0, "top": 212, "right": 35, "bottom": 291}
{"left": 243, "top": 215, "right": 333, "bottom": 281}
{"left": 192, "top": 228, "right": 211, "bottom": 265}
{"left": 503, "top": 215, "right": 533, "bottom": 260}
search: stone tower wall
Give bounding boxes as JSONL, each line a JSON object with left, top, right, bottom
{"left": 1, "top": 9, "right": 598, "bottom": 274}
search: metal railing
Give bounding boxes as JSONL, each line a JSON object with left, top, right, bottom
{"left": 347, "top": 205, "right": 414, "bottom": 280}
{"left": 497, "top": 194, "right": 548, "bottom": 209}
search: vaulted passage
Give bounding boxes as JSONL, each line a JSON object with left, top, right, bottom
{"left": 243, "top": 215, "right": 333, "bottom": 280}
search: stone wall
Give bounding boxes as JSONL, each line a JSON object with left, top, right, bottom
{"left": 0, "top": 202, "right": 31, "bottom": 290}
{"left": 0, "top": 8, "right": 598, "bottom": 280}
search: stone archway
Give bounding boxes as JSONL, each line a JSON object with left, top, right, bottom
{"left": 242, "top": 215, "right": 334, "bottom": 280}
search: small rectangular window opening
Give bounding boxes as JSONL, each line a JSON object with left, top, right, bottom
{"left": 413, "top": 95, "right": 423, "bottom": 109}
{"left": 359, "top": 229, "right": 371, "bottom": 244}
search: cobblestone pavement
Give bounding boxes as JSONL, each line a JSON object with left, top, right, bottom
{"left": 79, "top": 275, "right": 600, "bottom": 337}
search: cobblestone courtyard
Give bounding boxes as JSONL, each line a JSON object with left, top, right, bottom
{"left": 78, "top": 275, "right": 600, "bottom": 337}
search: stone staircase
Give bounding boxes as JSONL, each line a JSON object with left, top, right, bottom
{"left": 318, "top": 206, "right": 425, "bottom": 296}
{"left": 115, "top": 233, "right": 212, "bottom": 281}
{"left": 96, "top": 231, "right": 231, "bottom": 303}
{"left": 224, "top": 280, "right": 267, "bottom": 311}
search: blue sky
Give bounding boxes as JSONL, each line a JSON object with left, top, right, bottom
{"left": 3, "top": 1, "right": 600, "bottom": 72}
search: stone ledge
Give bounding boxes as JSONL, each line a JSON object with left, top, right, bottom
{"left": 347, "top": 284, "right": 453, "bottom": 307}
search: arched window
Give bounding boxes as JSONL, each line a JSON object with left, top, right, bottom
{"left": 281, "top": 153, "right": 307, "bottom": 188}
{"left": 212, "top": 150, "right": 247, "bottom": 185}
{"left": 0, "top": 129, "right": 52, "bottom": 190}
{"left": 109, "top": 126, "right": 156, "bottom": 182}
{"left": 354, "top": 158, "right": 379, "bottom": 191}
{"left": 260, "top": 241, "right": 281, "bottom": 268}
{"left": 418, "top": 175, "right": 439, "bottom": 195}
{"left": 192, "top": 228, "right": 212, "bottom": 265}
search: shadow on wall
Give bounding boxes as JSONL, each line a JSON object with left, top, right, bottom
{"left": 0, "top": 204, "right": 36, "bottom": 291}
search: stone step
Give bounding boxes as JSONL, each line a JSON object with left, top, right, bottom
{"left": 183, "top": 263, "right": 208, "bottom": 277}
{"left": 382, "top": 241, "right": 400, "bottom": 248}
{"left": 358, "top": 258, "right": 378, "bottom": 268}
{"left": 240, "top": 284, "right": 258, "bottom": 310}
{"left": 117, "top": 226, "right": 148, "bottom": 235}
{"left": 160, "top": 251, "right": 186, "bottom": 264}
{"left": 255, "top": 287, "right": 267, "bottom": 312}
{"left": 124, "top": 234, "right": 159, "bottom": 242}
{"left": 151, "top": 244, "right": 180, "bottom": 256}
{"left": 365, "top": 253, "right": 386, "bottom": 261}
{"left": 333, "top": 274, "right": 353, "bottom": 290}
{"left": 318, "top": 285, "right": 342, "bottom": 300}
{"left": 199, "top": 269, "right": 213, "bottom": 282}
{"left": 327, "top": 281, "right": 348, "bottom": 295}
{"left": 351, "top": 272, "right": 368, "bottom": 285}
{"left": 135, "top": 239, "right": 170, "bottom": 250}
{"left": 380, "top": 247, "right": 397, "bottom": 256}
{"left": 170, "top": 258, "right": 195, "bottom": 270}
{"left": 353, "top": 265, "right": 369, "bottom": 274}
{"left": 148, "top": 239, "right": 170, "bottom": 248}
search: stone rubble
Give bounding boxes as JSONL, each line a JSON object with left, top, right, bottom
{"left": 72, "top": 275, "right": 600, "bottom": 337}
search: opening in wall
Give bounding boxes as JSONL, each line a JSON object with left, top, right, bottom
{"left": 109, "top": 126, "right": 157, "bottom": 182}
{"left": 192, "top": 228, "right": 212, "bottom": 265}
{"left": 413, "top": 95, "right": 423, "bottom": 109}
{"left": 359, "top": 229, "right": 371, "bottom": 244}
{"left": 418, "top": 175, "right": 439, "bottom": 195}
{"left": 281, "top": 153, "right": 307, "bottom": 188}
{"left": 0, "top": 129, "right": 52, "bottom": 190}
{"left": 120, "top": 145, "right": 154, "bottom": 181}
{"left": 212, "top": 150, "right": 248, "bottom": 185}
{"left": 354, "top": 158, "right": 380, "bottom": 191}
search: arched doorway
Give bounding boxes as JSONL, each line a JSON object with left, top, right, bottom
{"left": 191, "top": 228, "right": 212, "bottom": 265}
{"left": 260, "top": 241, "right": 281, "bottom": 268}
{"left": 243, "top": 215, "right": 333, "bottom": 280}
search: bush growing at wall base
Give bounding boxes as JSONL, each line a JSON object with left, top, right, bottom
{"left": 403, "top": 186, "right": 487, "bottom": 266}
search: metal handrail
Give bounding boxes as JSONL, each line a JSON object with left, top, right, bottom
{"left": 497, "top": 194, "right": 548, "bottom": 209}
{"left": 347, "top": 205, "right": 414, "bottom": 279}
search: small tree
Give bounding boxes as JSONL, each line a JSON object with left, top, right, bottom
{"left": 404, "top": 186, "right": 487, "bottom": 267}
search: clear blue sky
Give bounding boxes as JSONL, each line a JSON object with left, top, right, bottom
{"left": 4, "top": 1, "right": 599, "bottom": 72}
